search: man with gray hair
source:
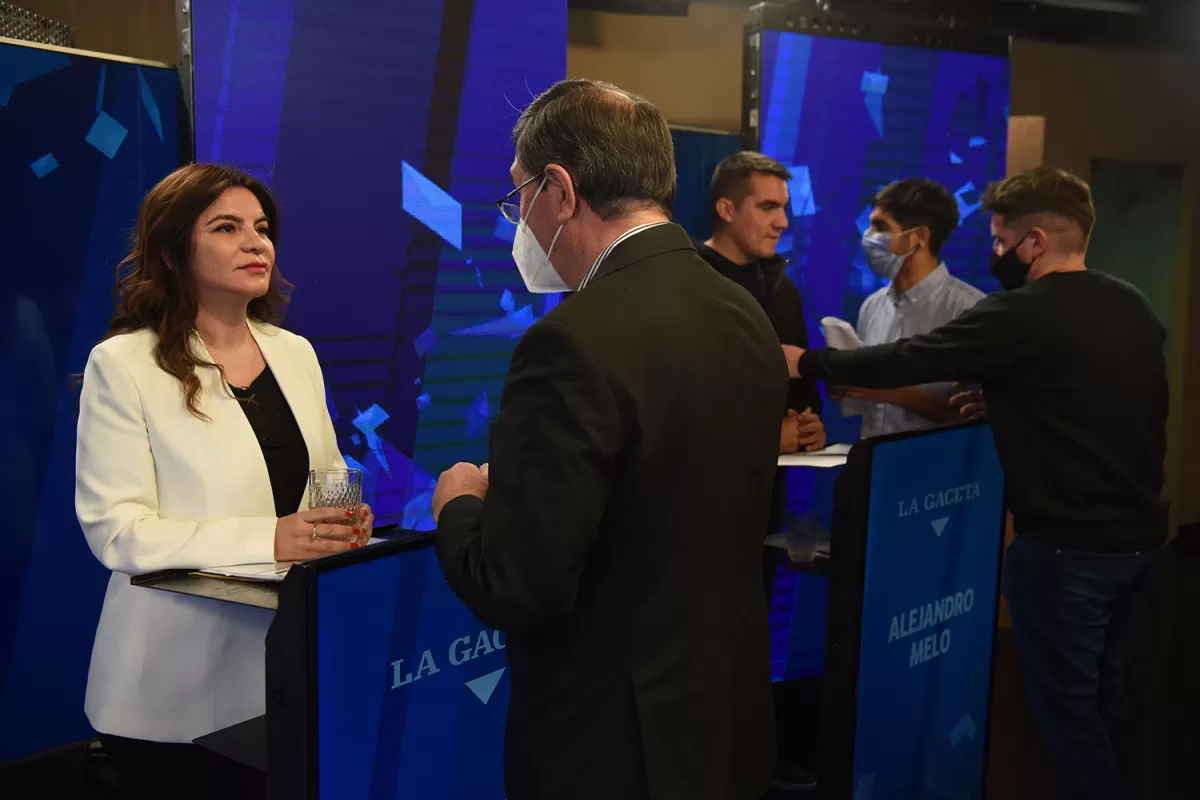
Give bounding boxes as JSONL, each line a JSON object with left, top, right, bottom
{"left": 431, "top": 79, "right": 786, "bottom": 799}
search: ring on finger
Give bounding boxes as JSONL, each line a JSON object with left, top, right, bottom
{"left": 310, "top": 523, "right": 318, "bottom": 541}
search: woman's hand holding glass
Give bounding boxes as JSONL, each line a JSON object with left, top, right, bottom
{"left": 274, "top": 507, "right": 360, "bottom": 562}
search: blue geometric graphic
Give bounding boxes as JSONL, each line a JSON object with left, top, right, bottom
{"left": 860, "top": 71, "right": 890, "bottom": 95}
{"left": 861, "top": 71, "right": 889, "bottom": 137}
{"left": 353, "top": 403, "right": 391, "bottom": 475}
{"left": 776, "top": 234, "right": 794, "bottom": 254}
{"left": 29, "top": 153, "right": 58, "bottom": 178}
{"left": 950, "top": 152, "right": 964, "bottom": 165}
{"left": 499, "top": 288, "right": 515, "bottom": 314}
{"left": 0, "top": 47, "right": 69, "bottom": 105}
{"left": 953, "top": 181, "right": 983, "bottom": 221}
{"left": 493, "top": 214, "right": 516, "bottom": 243}
{"left": 787, "top": 164, "right": 818, "bottom": 217}
{"left": 85, "top": 111, "right": 128, "bottom": 159}
{"left": 452, "top": 305, "right": 536, "bottom": 339}
{"left": 969, "top": 136, "right": 988, "bottom": 148}
{"left": 402, "top": 160, "right": 462, "bottom": 249}
{"left": 412, "top": 324, "right": 438, "bottom": 357}
{"left": 137, "top": 68, "right": 163, "bottom": 141}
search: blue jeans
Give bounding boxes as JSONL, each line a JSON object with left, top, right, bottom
{"left": 1003, "top": 535, "right": 1160, "bottom": 800}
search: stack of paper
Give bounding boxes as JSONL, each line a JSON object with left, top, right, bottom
{"left": 778, "top": 442, "right": 852, "bottom": 468}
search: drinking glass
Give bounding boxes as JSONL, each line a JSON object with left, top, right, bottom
{"left": 309, "top": 468, "right": 364, "bottom": 547}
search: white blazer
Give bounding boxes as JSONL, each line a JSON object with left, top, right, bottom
{"left": 75, "top": 321, "right": 344, "bottom": 743}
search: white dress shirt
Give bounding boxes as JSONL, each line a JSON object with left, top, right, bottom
{"left": 856, "top": 264, "right": 985, "bottom": 438}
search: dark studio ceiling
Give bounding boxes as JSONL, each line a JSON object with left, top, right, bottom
{"left": 568, "top": 0, "right": 1200, "bottom": 49}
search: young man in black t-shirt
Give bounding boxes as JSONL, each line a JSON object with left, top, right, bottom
{"left": 694, "top": 152, "right": 826, "bottom": 457}
{"left": 785, "top": 167, "right": 1166, "bottom": 800}
{"left": 694, "top": 151, "right": 825, "bottom": 792}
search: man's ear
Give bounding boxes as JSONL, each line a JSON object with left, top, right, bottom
{"left": 914, "top": 225, "right": 932, "bottom": 251}
{"left": 1028, "top": 226, "right": 1050, "bottom": 257}
{"left": 715, "top": 197, "right": 736, "bottom": 226}
{"left": 543, "top": 164, "right": 576, "bottom": 224}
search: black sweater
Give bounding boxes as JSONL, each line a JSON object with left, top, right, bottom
{"left": 694, "top": 241, "right": 823, "bottom": 415}
{"left": 798, "top": 271, "right": 1168, "bottom": 553}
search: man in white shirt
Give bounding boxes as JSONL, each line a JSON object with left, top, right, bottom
{"left": 838, "top": 178, "right": 984, "bottom": 437}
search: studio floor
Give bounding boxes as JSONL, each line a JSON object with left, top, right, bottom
{"left": 4, "top": 542, "right": 1196, "bottom": 800}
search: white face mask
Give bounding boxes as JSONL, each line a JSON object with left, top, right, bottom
{"left": 512, "top": 177, "right": 570, "bottom": 294}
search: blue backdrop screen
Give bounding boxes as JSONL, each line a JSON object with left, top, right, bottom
{"left": 0, "top": 42, "right": 180, "bottom": 760}
{"left": 317, "top": 545, "right": 508, "bottom": 798}
{"left": 192, "top": 0, "right": 566, "bottom": 532}
{"left": 854, "top": 426, "right": 1005, "bottom": 797}
{"left": 755, "top": 31, "right": 1010, "bottom": 682}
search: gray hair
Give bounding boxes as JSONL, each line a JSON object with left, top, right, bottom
{"left": 512, "top": 79, "right": 676, "bottom": 220}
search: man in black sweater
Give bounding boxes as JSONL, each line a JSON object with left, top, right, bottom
{"left": 694, "top": 152, "right": 825, "bottom": 793}
{"left": 694, "top": 152, "right": 826, "bottom": 456}
{"left": 784, "top": 166, "right": 1166, "bottom": 800}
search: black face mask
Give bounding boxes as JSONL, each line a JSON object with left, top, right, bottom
{"left": 989, "top": 233, "right": 1034, "bottom": 291}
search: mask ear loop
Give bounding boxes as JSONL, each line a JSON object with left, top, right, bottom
{"left": 897, "top": 227, "right": 922, "bottom": 258}
{"left": 541, "top": 176, "right": 568, "bottom": 277}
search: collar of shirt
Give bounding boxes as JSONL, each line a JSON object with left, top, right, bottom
{"left": 889, "top": 262, "right": 950, "bottom": 307}
{"left": 578, "top": 222, "right": 670, "bottom": 291}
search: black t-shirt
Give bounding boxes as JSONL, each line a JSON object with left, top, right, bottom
{"left": 229, "top": 367, "right": 310, "bottom": 518}
{"left": 800, "top": 271, "right": 1168, "bottom": 552}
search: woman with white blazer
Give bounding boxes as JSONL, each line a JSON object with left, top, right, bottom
{"left": 75, "top": 163, "right": 372, "bottom": 800}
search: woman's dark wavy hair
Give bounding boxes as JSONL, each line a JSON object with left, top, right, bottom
{"left": 103, "top": 163, "right": 292, "bottom": 419}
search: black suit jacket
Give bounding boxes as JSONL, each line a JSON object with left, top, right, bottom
{"left": 436, "top": 224, "right": 788, "bottom": 800}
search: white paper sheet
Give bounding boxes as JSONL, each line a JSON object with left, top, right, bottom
{"left": 820, "top": 316, "right": 871, "bottom": 419}
{"left": 197, "top": 538, "right": 388, "bottom": 582}
{"left": 196, "top": 563, "right": 288, "bottom": 582}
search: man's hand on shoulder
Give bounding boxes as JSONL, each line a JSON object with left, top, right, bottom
{"left": 433, "top": 462, "right": 490, "bottom": 523}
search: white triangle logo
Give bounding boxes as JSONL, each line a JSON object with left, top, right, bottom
{"left": 931, "top": 517, "right": 949, "bottom": 537}
{"left": 465, "top": 667, "right": 506, "bottom": 705}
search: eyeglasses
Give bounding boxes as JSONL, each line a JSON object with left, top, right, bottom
{"left": 496, "top": 173, "right": 542, "bottom": 225}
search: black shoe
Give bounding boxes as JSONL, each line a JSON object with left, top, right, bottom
{"left": 772, "top": 760, "right": 817, "bottom": 791}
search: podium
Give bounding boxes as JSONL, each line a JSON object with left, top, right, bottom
{"left": 818, "top": 422, "right": 1007, "bottom": 800}
{"left": 136, "top": 531, "right": 510, "bottom": 799}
